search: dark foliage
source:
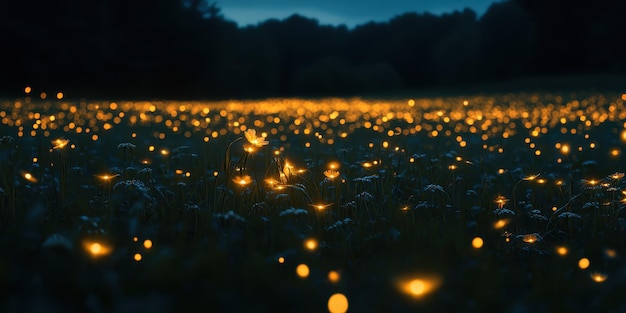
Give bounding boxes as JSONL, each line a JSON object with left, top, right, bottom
{"left": 0, "top": 0, "right": 624, "bottom": 98}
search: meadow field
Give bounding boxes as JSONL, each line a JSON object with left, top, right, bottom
{"left": 1, "top": 90, "right": 626, "bottom": 312}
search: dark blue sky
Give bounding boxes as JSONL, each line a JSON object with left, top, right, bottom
{"left": 218, "top": 0, "right": 502, "bottom": 28}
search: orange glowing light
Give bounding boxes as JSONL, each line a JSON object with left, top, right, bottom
{"left": 578, "top": 258, "right": 590, "bottom": 269}
{"left": 398, "top": 276, "right": 442, "bottom": 299}
{"left": 232, "top": 175, "right": 253, "bottom": 186}
{"left": 51, "top": 138, "right": 69, "bottom": 150}
{"left": 134, "top": 253, "right": 142, "bottom": 261}
{"left": 327, "top": 293, "right": 349, "bottom": 313}
{"left": 143, "top": 239, "right": 153, "bottom": 249}
{"left": 522, "top": 233, "right": 539, "bottom": 244}
{"left": 324, "top": 170, "right": 340, "bottom": 180}
{"left": 83, "top": 240, "right": 112, "bottom": 258}
{"left": 296, "top": 264, "right": 310, "bottom": 278}
{"left": 278, "top": 256, "right": 285, "bottom": 264}
{"left": 556, "top": 246, "right": 568, "bottom": 256}
{"left": 493, "top": 219, "right": 509, "bottom": 230}
{"left": 23, "top": 172, "right": 37, "bottom": 183}
{"left": 305, "top": 238, "right": 318, "bottom": 251}
{"left": 472, "top": 237, "right": 484, "bottom": 249}
{"left": 328, "top": 270, "right": 340, "bottom": 283}
{"left": 590, "top": 272, "right": 607, "bottom": 283}
{"left": 310, "top": 203, "right": 332, "bottom": 211}
{"left": 494, "top": 195, "right": 509, "bottom": 209}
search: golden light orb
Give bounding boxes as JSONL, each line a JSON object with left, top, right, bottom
{"left": 328, "top": 270, "right": 340, "bottom": 283}
{"left": 327, "top": 293, "right": 349, "bottom": 313}
{"left": 296, "top": 264, "right": 310, "bottom": 278}
{"left": 472, "top": 237, "right": 484, "bottom": 249}
{"left": 305, "top": 238, "right": 318, "bottom": 251}
{"left": 578, "top": 257, "right": 590, "bottom": 270}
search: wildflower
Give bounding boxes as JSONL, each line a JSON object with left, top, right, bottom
{"left": 424, "top": 184, "right": 445, "bottom": 193}
{"left": 278, "top": 207, "right": 308, "bottom": 217}
{"left": 355, "top": 191, "right": 374, "bottom": 201}
{"left": 96, "top": 173, "right": 120, "bottom": 181}
{"left": 326, "top": 218, "right": 355, "bottom": 231}
{"left": 353, "top": 175, "right": 378, "bottom": 183}
{"left": 522, "top": 173, "right": 540, "bottom": 181}
{"left": 590, "top": 272, "right": 607, "bottom": 283}
{"left": 493, "top": 208, "right": 515, "bottom": 216}
{"left": 0, "top": 136, "right": 15, "bottom": 147}
{"left": 494, "top": 195, "right": 509, "bottom": 209}
{"left": 117, "top": 143, "right": 136, "bottom": 150}
{"left": 608, "top": 172, "right": 624, "bottom": 180}
{"left": 232, "top": 175, "right": 253, "bottom": 186}
{"left": 310, "top": 203, "right": 332, "bottom": 211}
{"left": 42, "top": 233, "right": 73, "bottom": 251}
{"left": 113, "top": 179, "right": 149, "bottom": 193}
{"left": 51, "top": 138, "right": 70, "bottom": 150}
{"left": 244, "top": 129, "right": 269, "bottom": 147}
{"left": 557, "top": 212, "right": 582, "bottom": 219}
{"left": 324, "top": 170, "right": 340, "bottom": 180}
{"left": 243, "top": 144, "right": 256, "bottom": 153}
{"left": 519, "top": 233, "right": 542, "bottom": 244}
{"left": 214, "top": 210, "right": 246, "bottom": 223}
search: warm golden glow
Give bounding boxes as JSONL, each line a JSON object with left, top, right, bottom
{"left": 296, "top": 264, "right": 310, "bottom": 278}
{"left": 305, "top": 238, "right": 318, "bottom": 251}
{"left": 472, "top": 237, "right": 484, "bottom": 249}
{"left": 244, "top": 128, "right": 269, "bottom": 147}
{"left": 23, "top": 172, "right": 37, "bottom": 183}
{"left": 278, "top": 256, "right": 285, "bottom": 264}
{"left": 578, "top": 257, "right": 590, "bottom": 269}
{"left": 398, "top": 276, "right": 442, "bottom": 299}
{"left": 328, "top": 270, "right": 340, "bottom": 283}
{"left": 556, "top": 246, "right": 568, "bottom": 256}
{"left": 590, "top": 272, "right": 607, "bottom": 283}
{"left": 522, "top": 233, "right": 539, "bottom": 244}
{"left": 233, "top": 175, "right": 253, "bottom": 186}
{"left": 324, "top": 170, "right": 340, "bottom": 180}
{"left": 24, "top": 86, "right": 31, "bottom": 94}
{"left": 327, "top": 293, "right": 349, "bottom": 313}
{"left": 134, "top": 253, "right": 142, "bottom": 261}
{"left": 605, "top": 248, "right": 617, "bottom": 258}
{"left": 493, "top": 219, "right": 509, "bottom": 230}
{"left": 96, "top": 173, "right": 119, "bottom": 181}
{"left": 310, "top": 203, "right": 332, "bottom": 211}
{"left": 143, "top": 239, "right": 153, "bottom": 249}
{"left": 83, "top": 240, "right": 112, "bottom": 258}
{"left": 494, "top": 195, "right": 509, "bottom": 209}
{"left": 51, "top": 138, "right": 69, "bottom": 150}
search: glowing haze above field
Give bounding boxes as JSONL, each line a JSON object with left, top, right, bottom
{"left": 219, "top": 0, "right": 501, "bottom": 28}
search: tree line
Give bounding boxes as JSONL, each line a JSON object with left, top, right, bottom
{"left": 1, "top": 0, "right": 624, "bottom": 99}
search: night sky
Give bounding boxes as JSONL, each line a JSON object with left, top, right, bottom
{"left": 219, "top": 0, "right": 501, "bottom": 27}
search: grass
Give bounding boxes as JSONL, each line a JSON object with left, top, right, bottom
{"left": 1, "top": 91, "right": 626, "bottom": 312}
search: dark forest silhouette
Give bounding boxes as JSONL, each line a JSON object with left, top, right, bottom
{"left": 1, "top": 0, "right": 625, "bottom": 99}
